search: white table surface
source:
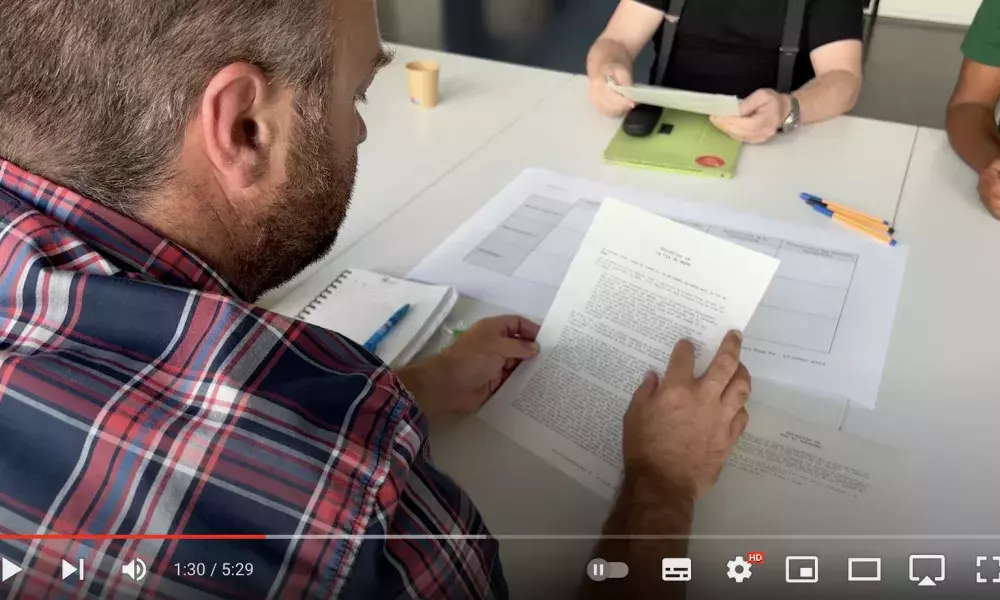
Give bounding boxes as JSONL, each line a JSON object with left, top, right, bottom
{"left": 259, "top": 68, "right": 943, "bottom": 596}
{"left": 267, "top": 74, "right": 919, "bottom": 426}
{"left": 838, "top": 128, "right": 1000, "bottom": 534}
{"left": 260, "top": 45, "right": 571, "bottom": 307}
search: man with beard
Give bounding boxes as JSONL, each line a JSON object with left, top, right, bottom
{"left": 587, "top": 0, "right": 864, "bottom": 144}
{"left": 0, "top": 1, "right": 750, "bottom": 598}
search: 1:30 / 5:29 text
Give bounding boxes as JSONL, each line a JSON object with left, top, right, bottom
{"left": 174, "top": 562, "right": 254, "bottom": 577}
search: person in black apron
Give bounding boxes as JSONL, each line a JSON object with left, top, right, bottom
{"left": 587, "top": 0, "right": 864, "bottom": 144}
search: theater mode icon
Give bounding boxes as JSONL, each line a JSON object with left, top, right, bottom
{"left": 848, "top": 558, "right": 881, "bottom": 582}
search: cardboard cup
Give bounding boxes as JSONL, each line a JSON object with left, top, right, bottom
{"left": 407, "top": 60, "right": 440, "bottom": 108}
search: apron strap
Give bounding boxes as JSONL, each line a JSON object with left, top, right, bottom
{"left": 777, "top": 0, "right": 808, "bottom": 94}
{"left": 652, "top": 0, "right": 687, "bottom": 86}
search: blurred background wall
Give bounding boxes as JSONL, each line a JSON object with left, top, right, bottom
{"left": 377, "top": 0, "right": 981, "bottom": 129}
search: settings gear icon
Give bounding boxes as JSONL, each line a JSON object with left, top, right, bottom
{"left": 727, "top": 556, "right": 753, "bottom": 583}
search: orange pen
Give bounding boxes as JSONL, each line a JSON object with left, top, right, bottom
{"left": 802, "top": 193, "right": 893, "bottom": 233}
{"left": 831, "top": 213, "right": 897, "bottom": 246}
{"left": 812, "top": 203, "right": 897, "bottom": 246}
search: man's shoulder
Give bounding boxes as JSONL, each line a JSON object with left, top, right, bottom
{"left": 0, "top": 272, "right": 437, "bottom": 596}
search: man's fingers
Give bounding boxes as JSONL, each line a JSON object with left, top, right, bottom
{"left": 700, "top": 330, "right": 744, "bottom": 394}
{"left": 632, "top": 370, "right": 659, "bottom": 401}
{"left": 662, "top": 339, "right": 696, "bottom": 387}
{"left": 739, "top": 89, "right": 773, "bottom": 116}
{"left": 491, "top": 337, "right": 541, "bottom": 360}
{"left": 609, "top": 64, "right": 634, "bottom": 87}
{"left": 711, "top": 115, "right": 758, "bottom": 140}
{"left": 721, "top": 363, "right": 752, "bottom": 410}
{"left": 729, "top": 407, "right": 750, "bottom": 444}
{"left": 484, "top": 315, "right": 541, "bottom": 341}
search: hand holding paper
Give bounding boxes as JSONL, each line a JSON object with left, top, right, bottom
{"left": 399, "top": 316, "right": 540, "bottom": 420}
{"left": 480, "top": 199, "right": 779, "bottom": 498}
{"left": 588, "top": 68, "right": 637, "bottom": 117}
{"left": 710, "top": 88, "right": 791, "bottom": 144}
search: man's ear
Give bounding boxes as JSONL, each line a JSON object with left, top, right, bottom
{"left": 200, "top": 62, "right": 277, "bottom": 191}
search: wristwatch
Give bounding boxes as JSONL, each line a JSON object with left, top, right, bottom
{"left": 781, "top": 95, "right": 801, "bottom": 134}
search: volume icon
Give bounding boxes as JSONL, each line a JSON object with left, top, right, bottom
{"left": 121, "top": 558, "right": 147, "bottom": 582}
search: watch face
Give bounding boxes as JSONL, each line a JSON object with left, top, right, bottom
{"left": 783, "top": 99, "right": 801, "bottom": 132}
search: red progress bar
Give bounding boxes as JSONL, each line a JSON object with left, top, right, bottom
{"left": 0, "top": 535, "right": 268, "bottom": 541}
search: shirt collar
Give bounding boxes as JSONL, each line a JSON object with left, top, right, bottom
{"left": 0, "top": 159, "right": 239, "bottom": 298}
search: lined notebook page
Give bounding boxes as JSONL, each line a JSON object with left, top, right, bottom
{"left": 298, "top": 269, "right": 457, "bottom": 367}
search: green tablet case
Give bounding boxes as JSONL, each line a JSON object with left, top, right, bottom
{"left": 604, "top": 109, "right": 742, "bottom": 179}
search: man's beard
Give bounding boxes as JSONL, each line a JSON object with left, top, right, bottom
{"left": 232, "top": 95, "right": 356, "bottom": 301}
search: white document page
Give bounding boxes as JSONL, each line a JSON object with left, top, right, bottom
{"left": 690, "top": 400, "right": 901, "bottom": 539}
{"left": 479, "top": 199, "right": 779, "bottom": 499}
{"left": 610, "top": 82, "right": 741, "bottom": 117}
{"left": 409, "top": 169, "right": 909, "bottom": 409}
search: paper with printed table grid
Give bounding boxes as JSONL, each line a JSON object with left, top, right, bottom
{"left": 409, "top": 169, "right": 909, "bottom": 409}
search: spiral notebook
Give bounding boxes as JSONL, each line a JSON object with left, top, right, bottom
{"left": 298, "top": 269, "right": 459, "bottom": 367}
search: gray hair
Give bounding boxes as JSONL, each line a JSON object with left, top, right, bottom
{"left": 0, "top": 0, "right": 334, "bottom": 216}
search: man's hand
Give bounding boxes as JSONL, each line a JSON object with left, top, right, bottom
{"left": 588, "top": 62, "right": 637, "bottom": 117}
{"left": 710, "top": 89, "right": 792, "bottom": 145}
{"left": 398, "top": 316, "right": 540, "bottom": 420}
{"left": 579, "top": 332, "right": 751, "bottom": 600}
{"left": 978, "top": 158, "right": 1000, "bottom": 219}
{"left": 623, "top": 331, "right": 751, "bottom": 499}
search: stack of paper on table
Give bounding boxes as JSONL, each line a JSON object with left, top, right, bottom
{"left": 409, "top": 169, "right": 909, "bottom": 410}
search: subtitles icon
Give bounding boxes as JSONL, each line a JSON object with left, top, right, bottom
{"left": 785, "top": 556, "right": 819, "bottom": 584}
{"left": 909, "top": 555, "right": 945, "bottom": 587}
{"left": 661, "top": 558, "right": 692, "bottom": 582}
{"left": 848, "top": 558, "right": 881, "bottom": 582}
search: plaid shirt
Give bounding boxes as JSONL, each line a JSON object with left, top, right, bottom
{"left": 0, "top": 160, "right": 506, "bottom": 600}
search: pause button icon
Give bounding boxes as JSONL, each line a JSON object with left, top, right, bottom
{"left": 587, "top": 559, "right": 629, "bottom": 582}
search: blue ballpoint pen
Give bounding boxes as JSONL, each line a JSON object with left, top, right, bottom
{"left": 364, "top": 304, "right": 411, "bottom": 353}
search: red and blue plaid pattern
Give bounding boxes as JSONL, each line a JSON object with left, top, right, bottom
{"left": 0, "top": 160, "right": 506, "bottom": 599}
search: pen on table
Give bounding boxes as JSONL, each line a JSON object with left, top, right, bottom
{"left": 364, "top": 304, "right": 411, "bottom": 353}
{"left": 811, "top": 204, "right": 897, "bottom": 246}
{"left": 809, "top": 201, "right": 895, "bottom": 235}
{"left": 801, "top": 193, "right": 892, "bottom": 232}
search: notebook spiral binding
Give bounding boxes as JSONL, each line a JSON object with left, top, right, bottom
{"left": 297, "top": 269, "right": 352, "bottom": 320}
